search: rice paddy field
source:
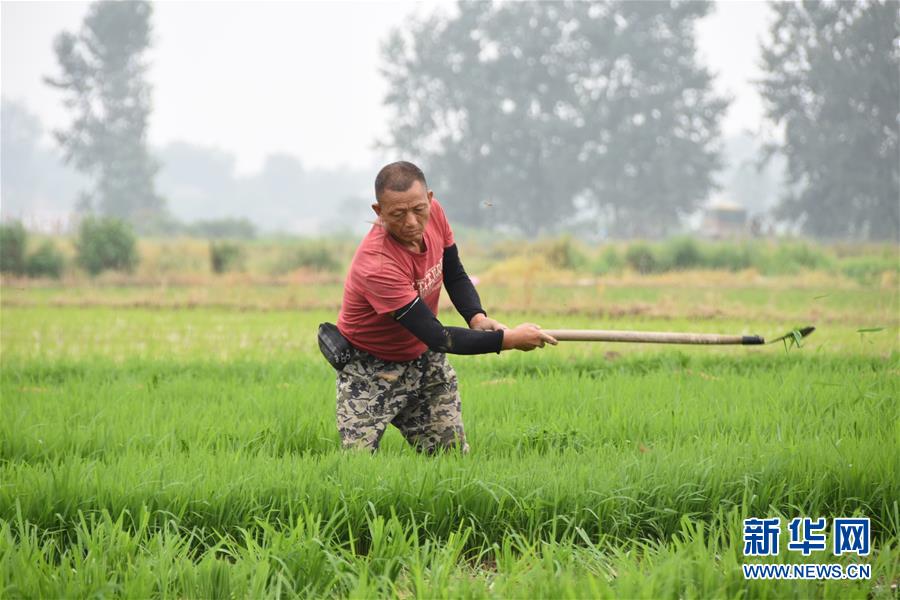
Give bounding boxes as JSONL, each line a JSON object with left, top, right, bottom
{"left": 1, "top": 273, "right": 898, "bottom": 598}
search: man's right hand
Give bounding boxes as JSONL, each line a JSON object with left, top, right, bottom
{"left": 501, "top": 323, "right": 558, "bottom": 351}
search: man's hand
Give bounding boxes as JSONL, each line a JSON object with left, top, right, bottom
{"left": 468, "top": 313, "right": 508, "bottom": 332}
{"left": 501, "top": 323, "right": 558, "bottom": 351}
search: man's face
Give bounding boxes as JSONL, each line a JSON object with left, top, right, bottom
{"left": 373, "top": 180, "right": 433, "bottom": 248}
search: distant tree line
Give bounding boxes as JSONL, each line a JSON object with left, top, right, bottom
{"left": 380, "top": 0, "right": 898, "bottom": 240}
{"left": 154, "top": 143, "right": 371, "bottom": 234}
{"left": 37, "top": 0, "right": 900, "bottom": 240}
{"left": 1, "top": 99, "right": 371, "bottom": 238}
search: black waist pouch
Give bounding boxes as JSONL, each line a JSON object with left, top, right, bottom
{"left": 317, "top": 322, "right": 354, "bottom": 370}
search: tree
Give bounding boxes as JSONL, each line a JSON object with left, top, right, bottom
{"left": 758, "top": 0, "right": 899, "bottom": 240}
{"left": 380, "top": 1, "right": 727, "bottom": 237}
{"left": 45, "top": 1, "right": 167, "bottom": 233}
{"left": 577, "top": 1, "right": 728, "bottom": 238}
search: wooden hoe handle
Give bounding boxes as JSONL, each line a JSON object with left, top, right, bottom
{"left": 542, "top": 329, "right": 765, "bottom": 345}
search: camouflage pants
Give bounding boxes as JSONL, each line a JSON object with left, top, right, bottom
{"left": 336, "top": 349, "right": 469, "bottom": 454}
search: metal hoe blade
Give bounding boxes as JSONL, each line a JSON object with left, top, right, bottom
{"left": 765, "top": 326, "right": 816, "bottom": 345}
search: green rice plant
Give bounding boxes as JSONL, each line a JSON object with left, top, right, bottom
{"left": 2, "top": 505, "right": 896, "bottom": 598}
{"left": 1, "top": 287, "right": 897, "bottom": 598}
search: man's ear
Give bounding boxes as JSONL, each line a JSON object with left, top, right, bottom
{"left": 427, "top": 189, "right": 434, "bottom": 202}
{"left": 371, "top": 202, "right": 381, "bottom": 217}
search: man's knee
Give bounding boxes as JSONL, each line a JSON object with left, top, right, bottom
{"left": 411, "top": 427, "right": 469, "bottom": 455}
{"left": 338, "top": 424, "right": 384, "bottom": 453}
{"left": 341, "top": 439, "right": 379, "bottom": 454}
{"left": 336, "top": 363, "right": 392, "bottom": 452}
{"left": 420, "top": 440, "right": 470, "bottom": 456}
{"left": 336, "top": 396, "right": 387, "bottom": 452}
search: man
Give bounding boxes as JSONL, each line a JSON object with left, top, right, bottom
{"left": 334, "top": 161, "right": 557, "bottom": 455}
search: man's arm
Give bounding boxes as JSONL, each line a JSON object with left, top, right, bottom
{"left": 394, "top": 296, "right": 503, "bottom": 354}
{"left": 394, "top": 296, "right": 556, "bottom": 354}
{"left": 443, "top": 244, "right": 506, "bottom": 330}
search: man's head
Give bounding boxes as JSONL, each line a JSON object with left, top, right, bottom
{"left": 373, "top": 161, "right": 433, "bottom": 249}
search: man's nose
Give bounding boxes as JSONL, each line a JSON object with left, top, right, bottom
{"left": 404, "top": 212, "right": 418, "bottom": 227}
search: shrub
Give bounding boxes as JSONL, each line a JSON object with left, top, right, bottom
{"left": 768, "top": 243, "right": 832, "bottom": 274}
{"left": 590, "top": 246, "right": 624, "bottom": 275}
{"left": 0, "top": 221, "right": 27, "bottom": 276}
{"left": 273, "top": 243, "right": 341, "bottom": 274}
{"left": 25, "top": 241, "right": 65, "bottom": 278}
{"left": 540, "top": 236, "right": 587, "bottom": 270}
{"left": 839, "top": 255, "right": 899, "bottom": 285}
{"left": 487, "top": 240, "right": 523, "bottom": 261}
{"left": 76, "top": 217, "right": 139, "bottom": 276}
{"left": 705, "top": 242, "right": 757, "bottom": 272}
{"left": 295, "top": 245, "right": 341, "bottom": 272}
{"left": 209, "top": 241, "right": 244, "bottom": 274}
{"left": 660, "top": 237, "right": 703, "bottom": 270}
{"left": 481, "top": 254, "right": 561, "bottom": 284}
{"left": 625, "top": 243, "right": 658, "bottom": 274}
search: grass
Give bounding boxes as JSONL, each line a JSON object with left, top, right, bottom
{"left": 1, "top": 280, "right": 898, "bottom": 597}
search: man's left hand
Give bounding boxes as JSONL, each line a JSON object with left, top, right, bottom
{"left": 469, "top": 313, "right": 508, "bottom": 331}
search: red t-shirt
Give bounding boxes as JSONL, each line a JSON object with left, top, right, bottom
{"left": 337, "top": 198, "right": 455, "bottom": 361}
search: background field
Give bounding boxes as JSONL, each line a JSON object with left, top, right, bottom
{"left": 1, "top": 265, "right": 898, "bottom": 597}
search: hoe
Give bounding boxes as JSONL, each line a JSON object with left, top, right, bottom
{"left": 542, "top": 325, "right": 816, "bottom": 347}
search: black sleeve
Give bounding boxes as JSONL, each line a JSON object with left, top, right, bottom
{"left": 443, "top": 244, "right": 485, "bottom": 324}
{"left": 394, "top": 296, "right": 503, "bottom": 355}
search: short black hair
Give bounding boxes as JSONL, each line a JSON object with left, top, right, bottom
{"left": 375, "top": 161, "right": 427, "bottom": 201}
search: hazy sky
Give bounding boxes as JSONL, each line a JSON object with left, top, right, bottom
{"left": 2, "top": 0, "right": 772, "bottom": 175}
